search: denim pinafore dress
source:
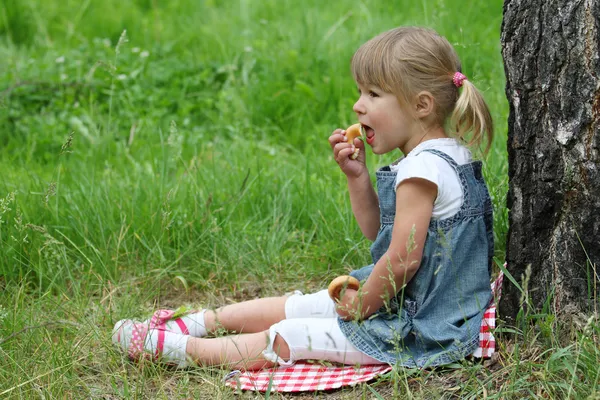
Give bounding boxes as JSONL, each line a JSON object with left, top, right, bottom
{"left": 338, "top": 149, "right": 494, "bottom": 367}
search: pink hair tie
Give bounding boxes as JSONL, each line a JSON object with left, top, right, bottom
{"left": 453, "top": 72, "right": 467, "bottom": 88}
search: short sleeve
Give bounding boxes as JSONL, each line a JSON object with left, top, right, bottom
{"left": 393, "top": 154, "right": 441, "bottom": 191}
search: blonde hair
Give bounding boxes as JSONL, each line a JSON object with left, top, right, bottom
{"left": 351, "top": 26, "right": 494, "bottom": 153}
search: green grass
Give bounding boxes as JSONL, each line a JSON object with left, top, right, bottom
{"left": 0, "top": 0, "right": 598, "bottom": 398}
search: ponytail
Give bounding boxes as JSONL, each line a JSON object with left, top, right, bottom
{"left": 450, "top": 79, "right": 494, "bottom": 154}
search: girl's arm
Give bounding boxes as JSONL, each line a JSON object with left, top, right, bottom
{"left": 328, "top": 128, "right": 380, "bottom": 240}
{"left": 346, "top": 172, "right": 380, "bottom": 241}
{"left": 336, "top": 177, "right": 437, "bottom": 320}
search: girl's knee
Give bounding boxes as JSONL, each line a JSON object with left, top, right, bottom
{"left": 272, "top": 333, "right": 290, "bottom": 359}
{"left": 262, "top": 325, "right": 294, "bottom": 366}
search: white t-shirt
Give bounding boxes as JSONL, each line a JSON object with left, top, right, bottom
{"left": 389, "top": 138, "right": 472, "bottom": 219}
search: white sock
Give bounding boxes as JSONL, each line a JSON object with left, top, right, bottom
{"left": 145, "top": 310, "right": 208, "bottom": 337}
{"left": 177, "top": 311, "right": 208, "bottom": 337}
{"left": 145, "top": 329, "right": 191, "bottom": 368}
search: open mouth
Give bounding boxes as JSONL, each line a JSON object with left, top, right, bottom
{"left": 361, "top": 124, "right": 375, "bottom": 145}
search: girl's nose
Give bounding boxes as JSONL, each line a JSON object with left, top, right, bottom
{"left": 353, "top": 97, "right": 366, "bottom": 115}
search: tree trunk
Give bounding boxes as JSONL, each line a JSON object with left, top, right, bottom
{"left": 501, "top": 0, "right": 600, "bottom": 323}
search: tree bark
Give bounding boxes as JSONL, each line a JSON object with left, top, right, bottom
{"left": 501, "top": 0, "right": 600, "bottom": 323}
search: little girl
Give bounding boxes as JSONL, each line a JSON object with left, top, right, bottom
{"left": 113, "top": 26, "right": 495, "bottom": 370}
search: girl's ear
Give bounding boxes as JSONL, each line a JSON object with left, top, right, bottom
{"left": 414, "top": 91, "right": 435, "bottom": 119}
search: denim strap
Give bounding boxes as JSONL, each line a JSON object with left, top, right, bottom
{"left": 419, "top": 148, "right": 459, "bottom": 168}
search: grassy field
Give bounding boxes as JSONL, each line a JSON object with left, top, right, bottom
{"left": 0, "top": 0, "right": 598, "bottom": 398}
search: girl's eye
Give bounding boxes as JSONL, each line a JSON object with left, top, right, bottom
{"left": 356, "top": 87, "right": 379, "bottom": 97}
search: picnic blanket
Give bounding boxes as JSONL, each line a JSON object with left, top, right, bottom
{"left": 225, "top": 272, "right": 504, "bottom": 393}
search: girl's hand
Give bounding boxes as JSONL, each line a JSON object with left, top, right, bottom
{"left": 334, "top": 288, "right": 361, "bottom": 321}
{"left": 328, "top": 128, "right": 367, "bottom": 178}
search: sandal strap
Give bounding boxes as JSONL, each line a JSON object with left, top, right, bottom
{"left": 156, "top": 328, "right": 165, "bottom": 360}
{"left": 149, "top": 309, "right": 197, "bottom": 334}
{"left": 150, "top": 309, "right": 176, "bottom": 329}
{"left": 174, "top": 319, "right": 189, "bottom": 335}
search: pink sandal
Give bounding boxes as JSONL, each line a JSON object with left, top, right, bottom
{"left": 112, "top": 312, "right": 178, "bottom": 362}
{"left": 112, "top": 319, "right": 164, "bottom": 362}
{"left": 112, "top": 309, "right": 197, "bottom": 366}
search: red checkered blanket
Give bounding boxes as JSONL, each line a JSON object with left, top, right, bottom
{"left": 225, "top": 272, "right": 503, "bottom": 393}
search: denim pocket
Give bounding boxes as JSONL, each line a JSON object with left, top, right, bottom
{"left": 365, "top": 308, "right": 413, "bottom": 345}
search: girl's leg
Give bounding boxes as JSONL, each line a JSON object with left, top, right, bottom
{"left": 112, "top": 321, "right": 290, "bottom": 370}
{"left": 185, "top": 330, "right": 291, "bottom": 370}
{"left": 204, "top": 296, "right": 288, "bottom": 335}
{"left": 187, "top": 315, "right": 384, "bottom": 369}
{"left": 151, "top": 290, "right": 335, "bottom": 337}
{"left": 114, "top": 297, "right": 381, "bottom": 370}
{"left": 204, "top": 289, "right": 336, "bottom": 335}
{"left": 145, "top": 296, "right": 289, "bottom": 337}
{"left": 165, "top": 292, "right": 347, "bottom": 369}
{"left": 264, "top": 317, "right": 384, "bottom": 366}
{"left": 189, "top": 296, "right": 379, "bottom": 370}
